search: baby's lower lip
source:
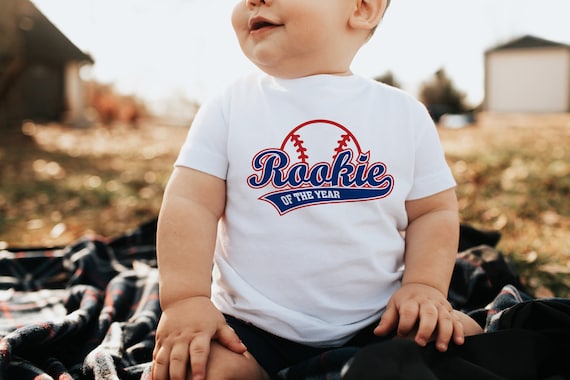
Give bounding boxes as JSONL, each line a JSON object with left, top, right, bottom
{"left": 250, "top": 24, "right": 280, "bottom": 35}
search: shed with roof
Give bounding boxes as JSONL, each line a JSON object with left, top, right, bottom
{"left": 484, "top": 35, "right": 570, "bottom": 113}
{"left": 0, "top": 0, "right": 93, "bottom": 130}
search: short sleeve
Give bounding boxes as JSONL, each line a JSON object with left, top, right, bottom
{"left": 407, "top": 103, "right": 456, "bottom": 200}
{"left": 174, "top": 95, "right": 229, "bottom": 180}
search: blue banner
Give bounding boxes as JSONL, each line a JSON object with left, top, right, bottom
{"left": 261, "top": 186, "right": 392, "bottom": 214}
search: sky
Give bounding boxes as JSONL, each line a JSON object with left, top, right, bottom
{"left": 33, "top": 0, "right": 570, "bottom": 109}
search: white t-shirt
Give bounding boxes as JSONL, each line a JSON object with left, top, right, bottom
{"left": 175, "top": 73, "right": 456, "bottom": 347}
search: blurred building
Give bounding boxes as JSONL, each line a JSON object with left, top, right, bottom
{"left": 484, "top": 35, "right": 570, "bottom": 113}
{"left": 0, "top": 0, "right": 93, "bottom": 130}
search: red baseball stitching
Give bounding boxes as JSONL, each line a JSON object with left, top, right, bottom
{"left": 334, "top": 133, "right": 352, "bottom": 159}
{"left": 289, "top": 133, "right": 309, "bottom": 162}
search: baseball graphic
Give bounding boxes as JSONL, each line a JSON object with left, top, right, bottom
{"left": 281, "top": 119, "right": 363, "bottom": 165}
{"left": 248, "top": 118, "right": 394, "bottom": 214}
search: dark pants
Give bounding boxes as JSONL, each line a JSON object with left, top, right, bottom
{"left": 224, "top": 314, "right": 391, "bottom": 377}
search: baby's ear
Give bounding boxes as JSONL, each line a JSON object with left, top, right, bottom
{"left": 349, "top": 0, "right": 387, "bottom": 32}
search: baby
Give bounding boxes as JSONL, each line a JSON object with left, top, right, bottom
{"left": 151, "top": 0, "right": 482, "bottom": 379}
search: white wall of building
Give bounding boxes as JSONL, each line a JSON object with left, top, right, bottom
{"left": 485, "top": 48, "right": 570, "bottom": 113}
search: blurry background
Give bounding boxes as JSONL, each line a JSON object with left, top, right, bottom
{"left": 0, "top": 0, "right": 568, "bottom": 297}
{"left": 21, "top": 0, "right": 570, "bottom": 113}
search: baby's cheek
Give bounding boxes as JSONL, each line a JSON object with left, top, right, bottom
{"left": 231, "top": 3, "right": 248, "bottom": 33}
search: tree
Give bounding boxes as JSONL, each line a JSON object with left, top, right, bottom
{"left": 419, "top": 68, "right": 467, "bottom": 122}
{"left": 374, "top": 71, "right": 401, "bottom": 89}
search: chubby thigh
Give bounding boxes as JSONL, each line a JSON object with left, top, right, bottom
{"left": 197, "top": 342, "right": 269, "bottom": 380}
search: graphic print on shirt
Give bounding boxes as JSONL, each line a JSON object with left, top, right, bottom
{"left": 247, "top": 119, "right": 394, "bottom": 215}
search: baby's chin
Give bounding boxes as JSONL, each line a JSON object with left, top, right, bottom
{"left": 250, "top": 61, "right": 305, "bottom": 79}
{"left": 254, "top": 63, "right": 350, "bottom": 79}
{"left": 245, "top": 47, "right": 351, "bottom": 79}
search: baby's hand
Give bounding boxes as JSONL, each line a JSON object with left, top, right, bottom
{"left": 374, "top": 283, "right": 465, "bottom": 352}
{"left": 151, "top": 296, "right": 246, "bottom": 380}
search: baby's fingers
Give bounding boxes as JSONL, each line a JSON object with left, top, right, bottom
{"left": 414, "top": 304, "right": 438, "bottom": 346}
{"left": 216, "top": 324, "right": 247, "bottom": 354}
{"left": 168, "top": 343, "right": 191, "bottom": 380}
{"left": 395, "top": 302, "right": 420, "bottom": 337}
{"left": 151, "top": 342, "right": 189, "bottom": 380}
{"left": 151, "top": 345, "right": 170, "bottom": 380}
{"left": 451, "top": 311, "right": 467, "bottom": 346}
{"left": 189, "top": 334, "right": 212, "bottom": 380}
{"left": 374, "top": 303, "right": 399, "bottom": 336}
{"left": 433, "top": 308, "right": 455, "bottom": 351}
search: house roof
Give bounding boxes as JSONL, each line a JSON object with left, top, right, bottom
{"left": 20, "top": 0, "right": 93, "bottom": 64}
{"left": 486, "top": 35, "right": 570, "bottom": 54}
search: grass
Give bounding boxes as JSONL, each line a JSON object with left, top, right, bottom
{"left": 0, "top": 116, "right": 569, "bottom": 298}
{"left": 439, "top": 118, "right": 570, "bottom": 298}
{"left": 0, "top": 122, "right": 184, "bottom": 247}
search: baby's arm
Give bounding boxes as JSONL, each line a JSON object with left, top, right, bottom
{"left": 151, "top": 167, "right": 246, "bottom": 380}
{"left": 374, "top": 188, "right": 473, "bottom": 351}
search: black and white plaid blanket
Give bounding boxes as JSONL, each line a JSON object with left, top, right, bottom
{"left": 0, "top": 220, "right": 568, "bottom": 380}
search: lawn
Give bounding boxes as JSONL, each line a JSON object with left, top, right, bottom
{"left": 439, "top": 115, "right": 569, "bottom": 298}
{"left": 1, "top": 116, "right": 568, "bottom": 297}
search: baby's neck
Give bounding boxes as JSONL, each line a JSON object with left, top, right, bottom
{"left": 270, "top": 69, "right": 353, "bottom": 80}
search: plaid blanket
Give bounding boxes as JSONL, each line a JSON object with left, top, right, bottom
{"left": 0, "top": 220, "right": 566, "bottom": 380}
{"left": 0, "top": 221, "right": 158, "bottom": 379}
